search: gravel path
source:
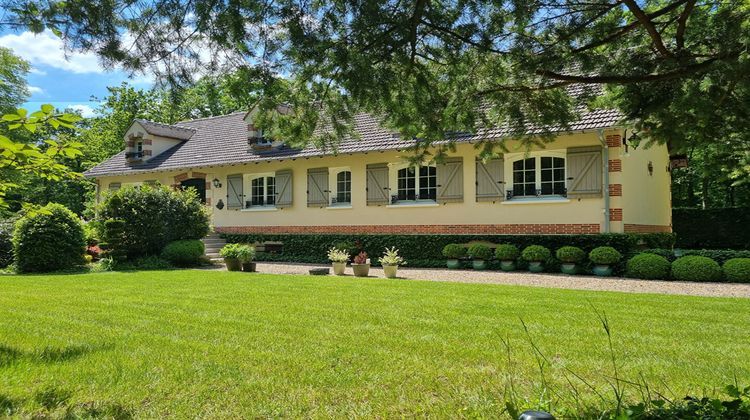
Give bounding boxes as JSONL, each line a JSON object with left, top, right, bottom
{"left": 231, "top": 262, "right": 750, "bottom": 298}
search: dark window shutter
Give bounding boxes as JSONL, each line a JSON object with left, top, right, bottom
{"left": 226, "top": 174, "right": 243, "bottom": 209}
{"left": 366, "top": 163, "right": 390, "bottom": 205}
{"left": 475, "top": 159, "right": 505, "bottom": 202}
{"left": 275, "top": 170, "right": 293, "bottom": 208}
{"left": 437, "top": 157, "right": 463, "bottom": 203}
{"left": 307, "top": 168, "right": 329, "bottom": 207}
{"left": 567, "top": 146, "right": 602, "bottom": 198}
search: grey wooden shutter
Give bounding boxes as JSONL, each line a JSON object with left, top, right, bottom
{"left": 366, "top": 163, "right": 390, "bottom": 205}
{"left": 108, "top": 182, "right": 121, "bottom": 191}
{"left": 226, "top": 174, "right": 244, "bottom": 209}
{"left": 307, "top": 168, "right": 329, "bottom": 207}
{"left": 437, "top": 157, "right": 463, "bottom": 203}
{"left": 275, "top": 169, "right": 293, "bottom": 208}
{"left": 567, "top": 146, "right": 602, "bottom": 197}
{"left": 475, "top": 158, "right": 505, "bottom": 202}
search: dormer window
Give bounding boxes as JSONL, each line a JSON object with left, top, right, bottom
{"left": 135, "top": 141, "right": 143, "bottom": 153}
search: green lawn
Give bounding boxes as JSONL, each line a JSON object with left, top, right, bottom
{"left": 0, "top": 271, "right": 748, "bottom": 418}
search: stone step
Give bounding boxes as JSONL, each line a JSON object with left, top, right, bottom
{"left": 202, "top": 241, "right": 226, "bottom": 247}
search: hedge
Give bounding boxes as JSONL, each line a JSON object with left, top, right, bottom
{"left": 222, "top": 233, "right": 674, "bottom": 270}
{"left": 0, "top": 217, "right": 16, "bottom": 268}
{"left": 673, "top": 207, "right": 750, "bottom": 249}
{"left": 643, "top": 248, "right": 750, "bottom": 264}
{"left": 12, "top": 203, "right": 86, "bottom": 273}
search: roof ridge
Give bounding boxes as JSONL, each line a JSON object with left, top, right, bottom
{"left": 177, "top": 111, "right": 247, "bottom": 124}
{"left": 135, "top": 118, "right": 197, "bottom": 132}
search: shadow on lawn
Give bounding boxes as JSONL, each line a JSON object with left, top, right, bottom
{"left": 0, "top": 343, "right": 114, "bottom": 367}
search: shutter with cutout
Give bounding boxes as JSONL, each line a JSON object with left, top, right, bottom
{"left": 475, "top": 159, "right": 504, "bottom": 202}
{"left": 366, "top": 163, "right": 390, "bottom": 205}
{"left": 307, "top": 168, "right": 329, "bottom": 207}
{"left": 226, "top": 174, "right": 244, "bottom": 209}
{"left": 437, "top": 158, "right": 463, "bottom": 203}
{"left": 567, "top": 146, "right": 602, "bottom": 198}
{"left": 275, "top": 170, "right": 293, "bottom": 208}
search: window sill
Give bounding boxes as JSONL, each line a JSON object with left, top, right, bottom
{"left": 240, "top": 207, "right": 279, "bottom": 212}
{"left": 501, "top": 198, "right": 570, "bottom": 205}
{"left": 386, "top": 202, "right": 439, "bottom": 208}
{"left": 326, "top": 205, "right": 352, "bottom": 210}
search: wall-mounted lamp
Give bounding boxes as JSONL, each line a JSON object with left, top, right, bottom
{"left": 623, "top": 129, "right": 641, "bottom": 153}
{"left": 216, "top": 199, "right": 225, "bottom": 210}
{"left": 212, "top": 178, "right": 222, "bottom": 188}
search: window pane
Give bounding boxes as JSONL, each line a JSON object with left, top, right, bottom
{"left": 541, "top": 169, "right": 552, "bottom": 182}
{"left": 397, "top": 168, "right": 415, "bottom": 201}
{"left": 525, "top": 158, "right": 535, "bottom": 169}
{"left": 266, "top": 177, "right": 275, "bottom": 205}
{"left": 541, "top": 183, "right": 552, "bottom": 195}
{"left": 251, "top": 177, "right": 265, "bottom": 206}
{"left": 541, "top": 156, "right": 552, "bottom": 169}
{"left": 419, "top": 166, "right": 436, "bottom": 200}
{"left": 337, "top": 171, "right": 351, "bottom": 203}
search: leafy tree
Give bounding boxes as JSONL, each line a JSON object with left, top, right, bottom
{"left": 0, "top": 47, "right": 30, "bottom": 113}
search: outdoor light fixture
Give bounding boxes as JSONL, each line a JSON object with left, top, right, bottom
{"left": 215, "top": 199, "right": 225, "bottom": 210}
{"left": 212, "top": 178, "right": 222, "bottom": 188}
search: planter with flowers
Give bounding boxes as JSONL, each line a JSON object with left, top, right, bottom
{"left": 589, "top": 246, "right": 622, "bottom": 276}
{"left": 327, "top": 247, "right": 349, "bottom": 275}
{"left": 556, "top": 246, "right": 586, "bottom": 275}
{"left": 379, "top": 247, "right": 405, "bottom": 278}
{"left": 494, "top": 244, "right": 519, "bottom": 271}
{"left": 468, "top": 244, "right": 492, "bottom": 270}
{"left": 352, "top": 251, "right": 370, "bottom": 277}
{"left": 522, "top": 245, "right": 551, "bottom": 273}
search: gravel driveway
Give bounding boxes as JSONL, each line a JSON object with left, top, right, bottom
{"left": 235, "top": 262, "right": 750, "bottom": 298}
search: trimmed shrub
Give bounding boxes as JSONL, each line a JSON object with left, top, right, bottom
{"left": 556, "top": 246, "right": 586, "bottom": 263}
{"left": 723, "top": 258, "right": 750, "bottom": 283}
{"left": 589, "top": 246, "right": 622, "bottom": 265}
{"left": 0, "top": 217, "right": 16, "bottom": 268}
{"left": 442, "top": 244, "right": 467, "bottom": 259}
{"left": 95, "top": 185, "right": 210, "bottom": 258}
{"left": 522, "top": 245, "right": 551, "bottom": 262}
{"left": 671, "top": 256, "right": 723, "bottom": 282}
{"left": 642, "top": 248, "right": 675, "bottom": 261}
{"left": 467, "top": 244, "right": 492, "bottom": 260}
{"left": 626, "top": 253, "right": 671, "bottom": 279}
{"left": 495, "top": 244, "right": 520, "bottom": 261}
{"left": 12, "top": 203, "right": 86, "bottom": 273}
{"left": 161, "top": 240, "right": 205, "bottom": 267}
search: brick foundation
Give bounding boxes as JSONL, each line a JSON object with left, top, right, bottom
{"left": 624, "top": 224, "right": 672, "bottom": 233}
{"left": 216, "top": 224, "right": 601, "bottom": 235}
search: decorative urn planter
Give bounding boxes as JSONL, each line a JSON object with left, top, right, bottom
{"left": 224, "top": 258, "right": 242, "bottom": 271}
{"left": 241, "top": 262, "right": 256, "bottom": 272}
{"left": 500, "top": 260, "right": 516, "bottom": 271}
{"left": 332, "top": 262, "right": 346, "bottom": 276}
{"left": 592, "top": 264, "right": 613, "bottom": 276}
{"left": 383, "top": 265, "right": 398, "bottom": 279}
{"left": 472, "top": 260, "right": 487, "bottom": 270}
{"left": 446, "top": 259, "right": 461, "bottom": 269}
{"left": 561, "top": 263, "right": 577, "bottom": 275}
{"left": 528, "top": 261, "right": 544, "bottom": 273}
{"left": 352, "top": 263, "right": 370, "bottom": 277}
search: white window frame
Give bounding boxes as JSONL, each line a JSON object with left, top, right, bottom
{"left": 244, "top": 172, "right": 276, "bottom": 209}
{"left": 135, "top": 140, "right": 143, "bottom": 153}
{"left": 388, "top": 162, "right": 437, "bottom": 205}
{"left": 328, "top": 166, "right": 352, "bottom": 207}
{"left": 504, "top": 150, "right": 568, "bottom": 201}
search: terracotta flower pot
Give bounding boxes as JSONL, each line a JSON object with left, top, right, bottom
{"left": 528, "top": 261, "right": 544, "bottom": 273}
{"left": 592, "top": 264, "right": 613, "bottom": 276}
{"left": 500, "top": 260, "right": 516, "bottom": 271}
{"left": 352, "top": 263, "right": 370, "bottom": 277}
{"left": 561, "top": 263, "right": 577, "bottom": 275}
{"left": 383, "top": 265, "right": 398, "bottom": 278}
{"left": 332, "top": 262, "right": 347, "bottom": 275}
{"left": 446, "top": 259, "right": 461, "bottom": 269}
{"left": 225, "top": 258, "right": 242, "bottom": 271}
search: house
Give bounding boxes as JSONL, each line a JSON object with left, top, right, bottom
{"left": 84, "top": 104, "right": 672, "bottom": 236}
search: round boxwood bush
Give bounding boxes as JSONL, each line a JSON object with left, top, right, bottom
{"left": 161, "top": 240, "right": 205, "bottom": 267}
{"left": 671, "top": 256, "right": 722, "bottom": 282}
{"left": 723, "top": 258, "right": 750, "bottom": 283}
{"left": 556, "top": 246, "right": 586, "bottom": 263}
{"left": 442, "top": 243, "right": 467, "bottom": 259}
{"left": 522, "top": 245, "right": 551, "bottom": 262}
{"left": 495, "top": 244, "right": 519, "bottom": 261}
{"left": 626, "top": 253, "right": 671, "bottom": 280}
{"left": 12, "top": 203, "right": 86, "bottom": 273}
{"left": 468, "top": 244, "right": 492, "bottom": 260}
{"left": 589, "top": 246, "right": 622, "bottom": 265}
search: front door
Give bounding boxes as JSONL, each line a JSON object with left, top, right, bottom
{"left": 180, "top": 178, "right": 207, "bottom": 203}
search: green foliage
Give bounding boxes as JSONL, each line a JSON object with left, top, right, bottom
{"left": 442, "top": 244, "right": 466, "bottom": 259}
{"left": 672, "top": 256, "right": 723, "bottom": 282}
{"left": 327, "top": 247, "right": 349, "bottom": 263}
{"left": 0, "top": 216, "right": 16, "bottom": 268}
{"left": 12, "top": 203, "right": 86, "bottom": 272}
{"left": 0, "top": 47, "right": 30, "bottom": 113}
{"left": 521, "top": 245, "right": 551, "bottom": 263}
{"left": 132, "top": 256, "right": 173, "bottom": 270}
{"left": 555, "top": 246, "right": 585, "bottom": 264}
{"left": 379, "top": 247, "right": 405, "bottom": 266}
{"left": 494, "top": 244, "right": 519, "bottom": 261}
{"left": 723, "top": 258, "right": 750, "bottom": 283}
{"left": 467, "top": 244, "right": 492, "bottom": 261}
{"left": 588, "top": 247, "right": 622, "bottom": 265}
{"left": 219, "top": 243, "right": 254, "bottom": 261}
{"left": 673, "top": 208, "right": 750, "bottom": 249}
{"left": 94, "top": 185, "right": 210, "bottom": 258}
{"left": 626, "top": 254, "right": 671, "bottom": 280}
{"left": 161, "top": 240, "right": 205, "bottom": 267}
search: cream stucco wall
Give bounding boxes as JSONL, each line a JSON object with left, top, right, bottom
{"left": 94, "top": 129, "right": 672, "bottom": 233}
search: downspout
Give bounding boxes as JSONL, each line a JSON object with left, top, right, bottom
{"left": 597, "top": 129, "right": 610, "bottom": 233}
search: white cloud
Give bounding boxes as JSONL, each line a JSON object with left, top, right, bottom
{"left": 68, "top": 104, "right": 96, "bottom": 118}
{"left": 29, "top": 67, "right": 47, "bottom": 75}
{"left": 28, "top": 85, "right": 44, "bottom": 95}
{"left": 0, "top": 30, "right": 104, "bottom": 74}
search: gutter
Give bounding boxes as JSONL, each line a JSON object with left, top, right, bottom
{"left": 597, "top": 129, "right": 610, "bottom": 233}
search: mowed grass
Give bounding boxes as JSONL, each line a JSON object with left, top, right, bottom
{"left": 0, "top": 271, "right": 749, "bottom": 418}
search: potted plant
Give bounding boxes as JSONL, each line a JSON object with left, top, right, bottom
{"left": 379, "top": 247, "right": 405, "bottom": 279}
{"left": 442, "top": 244, "right": 466, "bottom": 269}
{"left": 327, "top": 247, "right": 349, "bottom": 275}
{"left": 219, "top": 243, "right": 244, "bottom": 271}
{"left": 352, "top": 251, "right": 370, "bottom": 277}
{"left": 238, "top": 245, "right": 256, "bottom": 272}
{"left": 589, "top": 246, "right": 622, "bottom": 276}
{"left": 494, "top": 244, "right": 519, "bottom": 271}
{"left": 521, "top": 245, "right": 551, "bottom": 273}
{"left": 556, "top": 246, "right": 585, "bottom": 275}
{"left": 467, "top": 243, "right": 492, "bottom": 270}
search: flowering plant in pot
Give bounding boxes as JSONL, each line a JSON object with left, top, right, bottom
{"left": 556, "top": 246, "right": 585, "bottom": 275}
{"left": 589, "top": 246, "right": 622, "bottom": 276}
{"left": 379, "top": 247, "right": 405, "bottom": 278}
{"left": 352, "top": 251, "right": 370, "bottom": 277}
{"left": 521, "top": 245, "right": 551, "bottom": 273}
{"left": 219, "top": 243, "right": 247, "bottom": 271}
{"left": 442, "top": 244, "right": 466, "bottom": 269}
{"left": 467, "top": 244, "right": 492, "bottom": 270}
{"left": 327, "top": 247, "right": 349, "bottom": 275}
{"left": 238, "top": 245, "right": 256, "bottom": 272}
{"left": 494, "top": 244, "right": 519, "bottom": 271}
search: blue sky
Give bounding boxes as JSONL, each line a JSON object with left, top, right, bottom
{"left": 0, "top": 29, "right": 153, "bottom": 116}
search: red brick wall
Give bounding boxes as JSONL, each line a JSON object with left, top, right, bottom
{"left": 609, "top": 184, "right": 622, "bottom": 196}
{"left": 606, "top": 134, "right": 621, "bottom": 148}
{"left": 216, "top": 224, "right": 601, "bottom": 235}
{"left": 609, "top": 208, "right": 623, "bottom": 221}
{"left": 608, "top": 159, "right": 622, "bottom": 172}
{"left": 624, "top": 224, "right": 672, "bottom": 233}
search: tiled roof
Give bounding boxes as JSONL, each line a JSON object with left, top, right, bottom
{"left": 84, "top": 104, "right": 623, "bottom": 178}
{"left": 134, "top": 119, "right": 196, "bottom": 140}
